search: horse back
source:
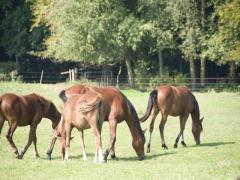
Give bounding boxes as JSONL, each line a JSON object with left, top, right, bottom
{"left": 157, "top": 85, "right": 195, "bottom": 116}
{"left": 0, "top": 93, "right": 44, "bottom": 126}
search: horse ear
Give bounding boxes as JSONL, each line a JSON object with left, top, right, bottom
{"left": 200, "top": 117, "right": 204, "bottom": 122}
{"left": 142, "top": 128, "right": 147, "bottom": 134}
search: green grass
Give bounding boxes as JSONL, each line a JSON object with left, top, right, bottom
{"left": 0, "top": 82, "right": 239, "bottom": 179}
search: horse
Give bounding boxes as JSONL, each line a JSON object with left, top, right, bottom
{"left": 47, "top": 85, "right": 145, "bottom": 161}
{"left": 140, "top": 85, "right": 203, "bottom": 153}
{"left": 0, "top": 93, "right": 61, "bottom": 159}
{"left": 56, "top": 92, "right": 106, "bottom": 163}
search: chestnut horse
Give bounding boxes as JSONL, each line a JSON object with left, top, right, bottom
{"left": 57, "top": 92, "right": 106, "bottom": 163}
{"left": 140, "top": 85, "right": 203, "bottom": 153}
{"left": 47, "top": 85, "right": 145, "bottom": 161}
{"left": 0, "top": 93, "right": 61, "bottom": 159}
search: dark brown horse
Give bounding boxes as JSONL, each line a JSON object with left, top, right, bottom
{"left": 140, "top": 85, "right": 203, "bottom": 153}
{"left": 0, "top": 93, "right": 61, "bottom": 159}
{"left": 47, "top": 85, "right": 145, "bottom": 161}
{"left": 58, "top": 92, "right": 106, "bottom": 163}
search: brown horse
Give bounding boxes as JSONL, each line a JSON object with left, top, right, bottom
{"left": 47, "top": 85, "right": 145, "bottom": 161}
{"left": 140, "top": 85, "right": 203, "bottom": 153}
{"left": 57, "top": 92, "right": 106, "bottom": 163}
{"left": 0, "top": 93, "right": 61, "bottom": 159}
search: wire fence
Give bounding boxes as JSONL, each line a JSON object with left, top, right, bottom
{"left": 3, "top": 69, "right": 240, "bottom": 91}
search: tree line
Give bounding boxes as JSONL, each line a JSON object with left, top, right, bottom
{"left": 0, "top": 0, "right": 239, "bottom": 88}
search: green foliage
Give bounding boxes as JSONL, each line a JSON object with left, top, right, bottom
{"left": 208, "top": 0, "right": 240, "bottom": 63}
{"left": 0, "top": 0, "right": 48, "bottom": 58}
{"left": 0, "top": 73, "right": 11, "bottom": 81}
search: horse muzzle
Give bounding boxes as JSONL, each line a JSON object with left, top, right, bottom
{"left": 138, "top": 154, "right": 145, "bottom": 161}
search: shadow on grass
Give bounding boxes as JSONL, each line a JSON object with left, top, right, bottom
{"left": 118, "top": 151, "right": 177, "bottom": 162}
{"left": 189, "top": 141, "right": 235, "bottom": 148}
{"left": 41, "top": 153, "right": 95, "bottom": 161}
{"left": 42, "top": 152, "right": 177, "bottom": 162}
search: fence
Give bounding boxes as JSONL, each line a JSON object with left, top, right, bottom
{"left": 2, "top": 69, "right": 240, "bottom": 91}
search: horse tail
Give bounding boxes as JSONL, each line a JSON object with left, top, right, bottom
{"left": 59, "top": 90, "right": 68, "bottom": 103}
{"left": 0, "top": 97, "right": 5, "bottom": 136}
{"left": 140, "top": 90, "right": 158, "bottom": 122}
{"left": 77, "top": 95, "right": 102, "bottom": 114}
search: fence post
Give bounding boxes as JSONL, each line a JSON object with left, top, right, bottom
{"left": 69, "top": 69, "right": 72, "bottom": 81}
{"left": 74, "top": 68, "right": 78, "bottom": 81}
{"left": 40, "top": 70, "right": 44, "bottom": 84}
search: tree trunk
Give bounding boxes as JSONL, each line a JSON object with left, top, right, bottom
{"left": 125, "top": 52, "right": 135, "bottom": 88}
{"left": 158, "top": 49, "right": 163, "bottom": 78}
{"left": 228, "top": 61, "right": 236, "bottom": 83}
{"left": 200, "top": 57, "right": 206, "bottom": 86}
{"left": 200, "top": 0, "right": 206, "bottom": 87}
{"left": 189, "top": 58, "right": 196, "bottom": 90}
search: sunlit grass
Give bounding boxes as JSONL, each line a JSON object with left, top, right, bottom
{"left": 0, "top": 82, "right": 239, "bottom": 179}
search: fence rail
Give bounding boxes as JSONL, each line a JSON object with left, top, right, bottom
{"left": 1, "top": 70, "right": 240, "bottom": 91}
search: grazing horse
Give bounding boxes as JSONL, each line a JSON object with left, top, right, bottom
{"left": 57, "top": 92, "right": 106, "bottom": 163}
{"left": 140, "top": 85, "right": 203, "bottom": 153}
{"left": 0, "top": 93, "right": 61, "bottom": 159}
{"left": 47, "top": 85, "right": 145, "bottom": 161}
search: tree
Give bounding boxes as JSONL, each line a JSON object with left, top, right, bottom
{"left": 172, "top": 0, "right": 202, "bottom": 90}
{"left": 0, "top": 0, "right": 47, "bottom": 62}
{"left": 208, "top": 0, "right": 240, "bottom": 81}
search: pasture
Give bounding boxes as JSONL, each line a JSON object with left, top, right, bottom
{"left": 0, "top": 82, "right": 239, "bottom": 179}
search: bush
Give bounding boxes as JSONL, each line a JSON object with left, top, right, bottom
{"left": 0, "top": 73, "right": 11, "bottom": 81}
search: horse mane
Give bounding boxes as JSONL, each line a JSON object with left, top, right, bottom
{"left": 123, "top": 94, "right": 144, "bottom": 138}
{"left": 33, "top": 93, "right": 52, "bottom": 115}
{"left": 192, "top": 95, "right": 200, "bottom": 123}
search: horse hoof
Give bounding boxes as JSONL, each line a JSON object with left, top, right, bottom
{"left": 181, "top": 141, "right": 187, "bottom": 147}
{"left": 35, "top": 154, "right": 40, "bottom": 158}
{"left": 111, "top": 154, "right": 118, "bottom": 161}
{"left": 174, "top": 144, "right": 177, "bottom": 148}
{"left": 162, "top": 144, "right": 168, "bottom": 149}
{"left": 17, "top": 154, "right": 23, "bottom": 159}
{"left": 146, "top": 148, "right": 150, "bottom": 153}
{"left": 103, "top": 152, "right": 108, "bottom": 162}
{"left": 46, "top": 150, "right": 52, "bottom": 160}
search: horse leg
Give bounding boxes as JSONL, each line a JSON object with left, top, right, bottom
{"left": 60, "top": 135, "right": 66, "bottom": 160}
{"left": 159, "top": 114, "right": 168, "bottom": 149}
{"left": 18, "top": 124, "right": 37, "bottom": 159}
{"left": 79, "top": 130, "right": 87, "bottom": 161}
{"left": 174, "top": 114, "right": 189, "bottom": 148}
{"left": 6, "top": 121, "right": 19, "bottom": 158}
{"left": 46, "top": 136, "right": 57, "bottom": 160}
{"left": 33, "top": 132, "right": 40, "bottom": 158}
{"left": 103, "top": 120, "right": 117, "bottom": 162}
{"left": 91, "top": 125, "right": 103, "bottom": 164}
{"left": 147, "top": 109, "right": 158, "bottom": 153}
{"left": 180, "top": 115, "right": 189, "bottom": 147}
{"left": 64, "top": 124, "right": 72, "bottom": 161}
{"left": 0, "top": 113, "right": 5, "bottom": 136}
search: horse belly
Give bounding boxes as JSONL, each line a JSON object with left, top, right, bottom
{"left": 169, "top": 104, "right": 182, "bottom": 117}
{"left": 73, "top": 118, "right": 90, "bottom": 129}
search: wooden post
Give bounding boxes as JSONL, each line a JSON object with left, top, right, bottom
{"left": 74, "top": 68, "right": 78, "bottom": 81}
{"left": 69, "top": 69, "right": 72, "bottom": 81}
{"left": 40, "top": 70, "right": 44, "bottom": 84}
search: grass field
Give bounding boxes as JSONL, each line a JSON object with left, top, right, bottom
{"left": 0, "top": 82, "right": 239, "bottom": 180}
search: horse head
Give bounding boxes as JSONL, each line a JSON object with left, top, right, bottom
{"left": 41, "top": 98, "right": 61, "bottom": 129}
{"left": 132, "top": 135, "right": 145, "bottom": 160}
{"left": 192, "top": 117, "right": 203, "bottom": 145}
